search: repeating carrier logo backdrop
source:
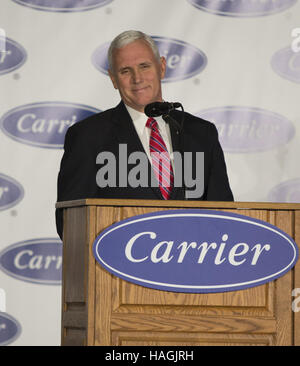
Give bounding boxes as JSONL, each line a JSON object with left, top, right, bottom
{"left": 0, "top": 102, "right": 101, "bottom": 149}
{"left": 197, "top": 106, "right": 295, "bottom": 153}
{"left": 0, "top": 238, "right": 62, "bottom": 285}
{"left": 0, "top": 37, "right": 26, "bottom": 75}
{"left": 11, "top": 0, "right": 114, "bottom": 12}
{"left": 0, "top": 313, "right": 21, "bottom": 346}
{"left": 187, "top": 0, "right": 297, "bottom": 17}
{"left": 0, "top": 173, "right": 24, "bottom": 211}
{"left": 268, "top": 178, "right": 300, "bottom": 202}
{"left": 92, "top": 36, "right": 207, "bottom": 82}
{"left": 271, "top": 46, "right": 300, "bottom": 84}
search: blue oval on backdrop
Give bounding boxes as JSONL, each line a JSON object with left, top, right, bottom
{"left": 268, "top": 178, "right": 300, "bottom": 203}
{"left": 271, "top": 46, "right": 300, "bottom": 84}
{"left": 11, "top": 0, "right": 113, "bottom": 12}
{"left": 0, "top": 37, "right": 27, "bottom": 75}
{"left": 0, "top": 238, "right": 62, "bottom": 285}
{"left": 0, "top": 102, "right": 100, "bottom": 149}
{"left": 0, "top": 313, "right": 21, "bottom": 346}
{"left": 188, "top": 0, "right": 297, "bottom": 17}
{"left": 93, "top": 209, "right": 298, "bottom": 293}
{"left": 92, "top": 36, "right": 207, "bottom": 82}
{"left": 0, "top": 173, "right": 24, "bottom": 211}
{"left": 197, "top": 106, "right": 295, "bottom": 153}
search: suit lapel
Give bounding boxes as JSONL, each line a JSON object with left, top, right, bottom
{"left": 111, "top": 101, "right": 144, "bottom": 151}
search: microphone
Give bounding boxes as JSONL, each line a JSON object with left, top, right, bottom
{"left": 144, "top": 101, "right": 182, "bottom": 117}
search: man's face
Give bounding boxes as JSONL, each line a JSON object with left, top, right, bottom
{"left": 108, "top": 39, "right": 166, "bottom": 113}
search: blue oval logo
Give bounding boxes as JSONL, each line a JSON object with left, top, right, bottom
{"left": 0, "top": 313, "right": 21, "bottom": 345}
{"left": 0, "top": 173, "right": 24, "bottom": 211}
{"left": 0, "top": 238, "right": 62, "bottom": 285}
{"left": 0, "top": 37, "right": 27, "bottom": 75}
{"left": 92, "top": 36, "right": 207, "bottom": 82}
{"left": 12, "top": 0, "right": 113, "bottom": 12}
{"left": 268, "top": 178, "right": 300, "bottom": 203}
{"left": 0, "top": 102, "right": 100, "bottom": 149}
{"left": 196, "top": 106, "right": 295, "bottom": 153}
{"left": 271, "top": 46, "right": 300, "bottom": 84}
{"left": 93, "top": 209, "right": 298, "bottom": 293}
{"left": 188, "top": 0, "right": 297, "bottom": 17}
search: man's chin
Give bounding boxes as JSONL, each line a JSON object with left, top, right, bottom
{"left": 126, "top": 96, "right": 161, "bottom": 112}
{"left": 133, "top": 101, "right": 155, "bottom": 112}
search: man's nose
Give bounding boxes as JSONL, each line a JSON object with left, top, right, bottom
{"left": 132, "top": 69, "right": 143, "bottom": 84}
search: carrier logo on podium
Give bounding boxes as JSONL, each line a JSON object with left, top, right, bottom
{"left": 93, "top": 210, "right": 298, "bottom": 293}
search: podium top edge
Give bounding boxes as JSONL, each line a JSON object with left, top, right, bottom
{"left": 55, "top": 198, "right": 300, "bottom": 210}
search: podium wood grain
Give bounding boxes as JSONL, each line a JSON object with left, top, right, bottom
{"left": 56, "top": 199, "right": 300, "bottom": 346}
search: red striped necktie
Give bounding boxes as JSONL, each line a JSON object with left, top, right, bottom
{"left": 146, "top": 117, "right": 174, "bottom": 200}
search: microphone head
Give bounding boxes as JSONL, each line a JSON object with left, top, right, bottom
{"left": 144, "top": 101, "right": 182, "bottom": 117}
{"left": 144, "top": 102, "right": 167, "bottom": 117}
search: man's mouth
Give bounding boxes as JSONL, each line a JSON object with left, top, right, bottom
{"left": 132, "top": 86, "right": 149, "bottom": 93}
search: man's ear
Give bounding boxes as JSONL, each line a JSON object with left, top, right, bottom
{"left": 108, "top": 69, "right": 118, "bottom": 89}
{"left": 160, "top": 56, "right": 167, "bottom": 80}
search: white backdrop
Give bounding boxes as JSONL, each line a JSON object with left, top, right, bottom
{"left": 0, "top": 0, "right": 299, "bottom": 346}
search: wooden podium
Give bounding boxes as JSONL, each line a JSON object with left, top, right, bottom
{"left": 56, "top": 199, "right": 300, "bottom": 346}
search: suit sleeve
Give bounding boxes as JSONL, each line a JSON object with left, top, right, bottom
{"left": 55, "top": 126, "right": 98, "bottom": 239}
{"left": 205, "top": 124, "right": 234, "bottom": 201}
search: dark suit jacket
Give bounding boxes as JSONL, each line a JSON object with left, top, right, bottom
{"left": 56, "top": 101, "right": 233, "bottom": 239}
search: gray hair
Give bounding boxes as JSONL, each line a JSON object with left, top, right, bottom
{"left": 107, "top": 30, "right": 161, "bottom": 72}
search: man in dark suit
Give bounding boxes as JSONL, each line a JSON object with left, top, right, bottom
{"left": 56, "top": 30, "right": 233, "bottom": 239}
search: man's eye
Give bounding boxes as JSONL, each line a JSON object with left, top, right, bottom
{"left": 120, "top": 69, "right": 129, "bottom": 74}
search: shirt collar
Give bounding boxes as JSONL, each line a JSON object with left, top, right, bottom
{"left": 125, "top": 104, "right": 147, "bottom": 136}
{"left": 125, "top": 104, "right": 164, "bottom": 133}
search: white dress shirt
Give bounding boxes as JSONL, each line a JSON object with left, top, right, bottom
{"left": 125, "top": 104, "right": 174, "bottom": 163}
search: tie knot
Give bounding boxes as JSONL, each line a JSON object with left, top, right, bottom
{"left": 146, "top": 117, "right": 158, "bottom": 130}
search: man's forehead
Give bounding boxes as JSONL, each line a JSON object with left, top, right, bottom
{"left": 113, "top": 40, "right": 157, "bottom": 61}
{"left": 118, "top": 58, "right": 154, "bottom": 69}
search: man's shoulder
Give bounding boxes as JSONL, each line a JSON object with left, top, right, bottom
{"left": 172, "top": 110, "right": 217, "bottom": 132}
{"left": 185, "top": 111, "right": 215, "bottom": 128}
{"left": 68, "top": 106, "right": 116, "bottom": 134}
